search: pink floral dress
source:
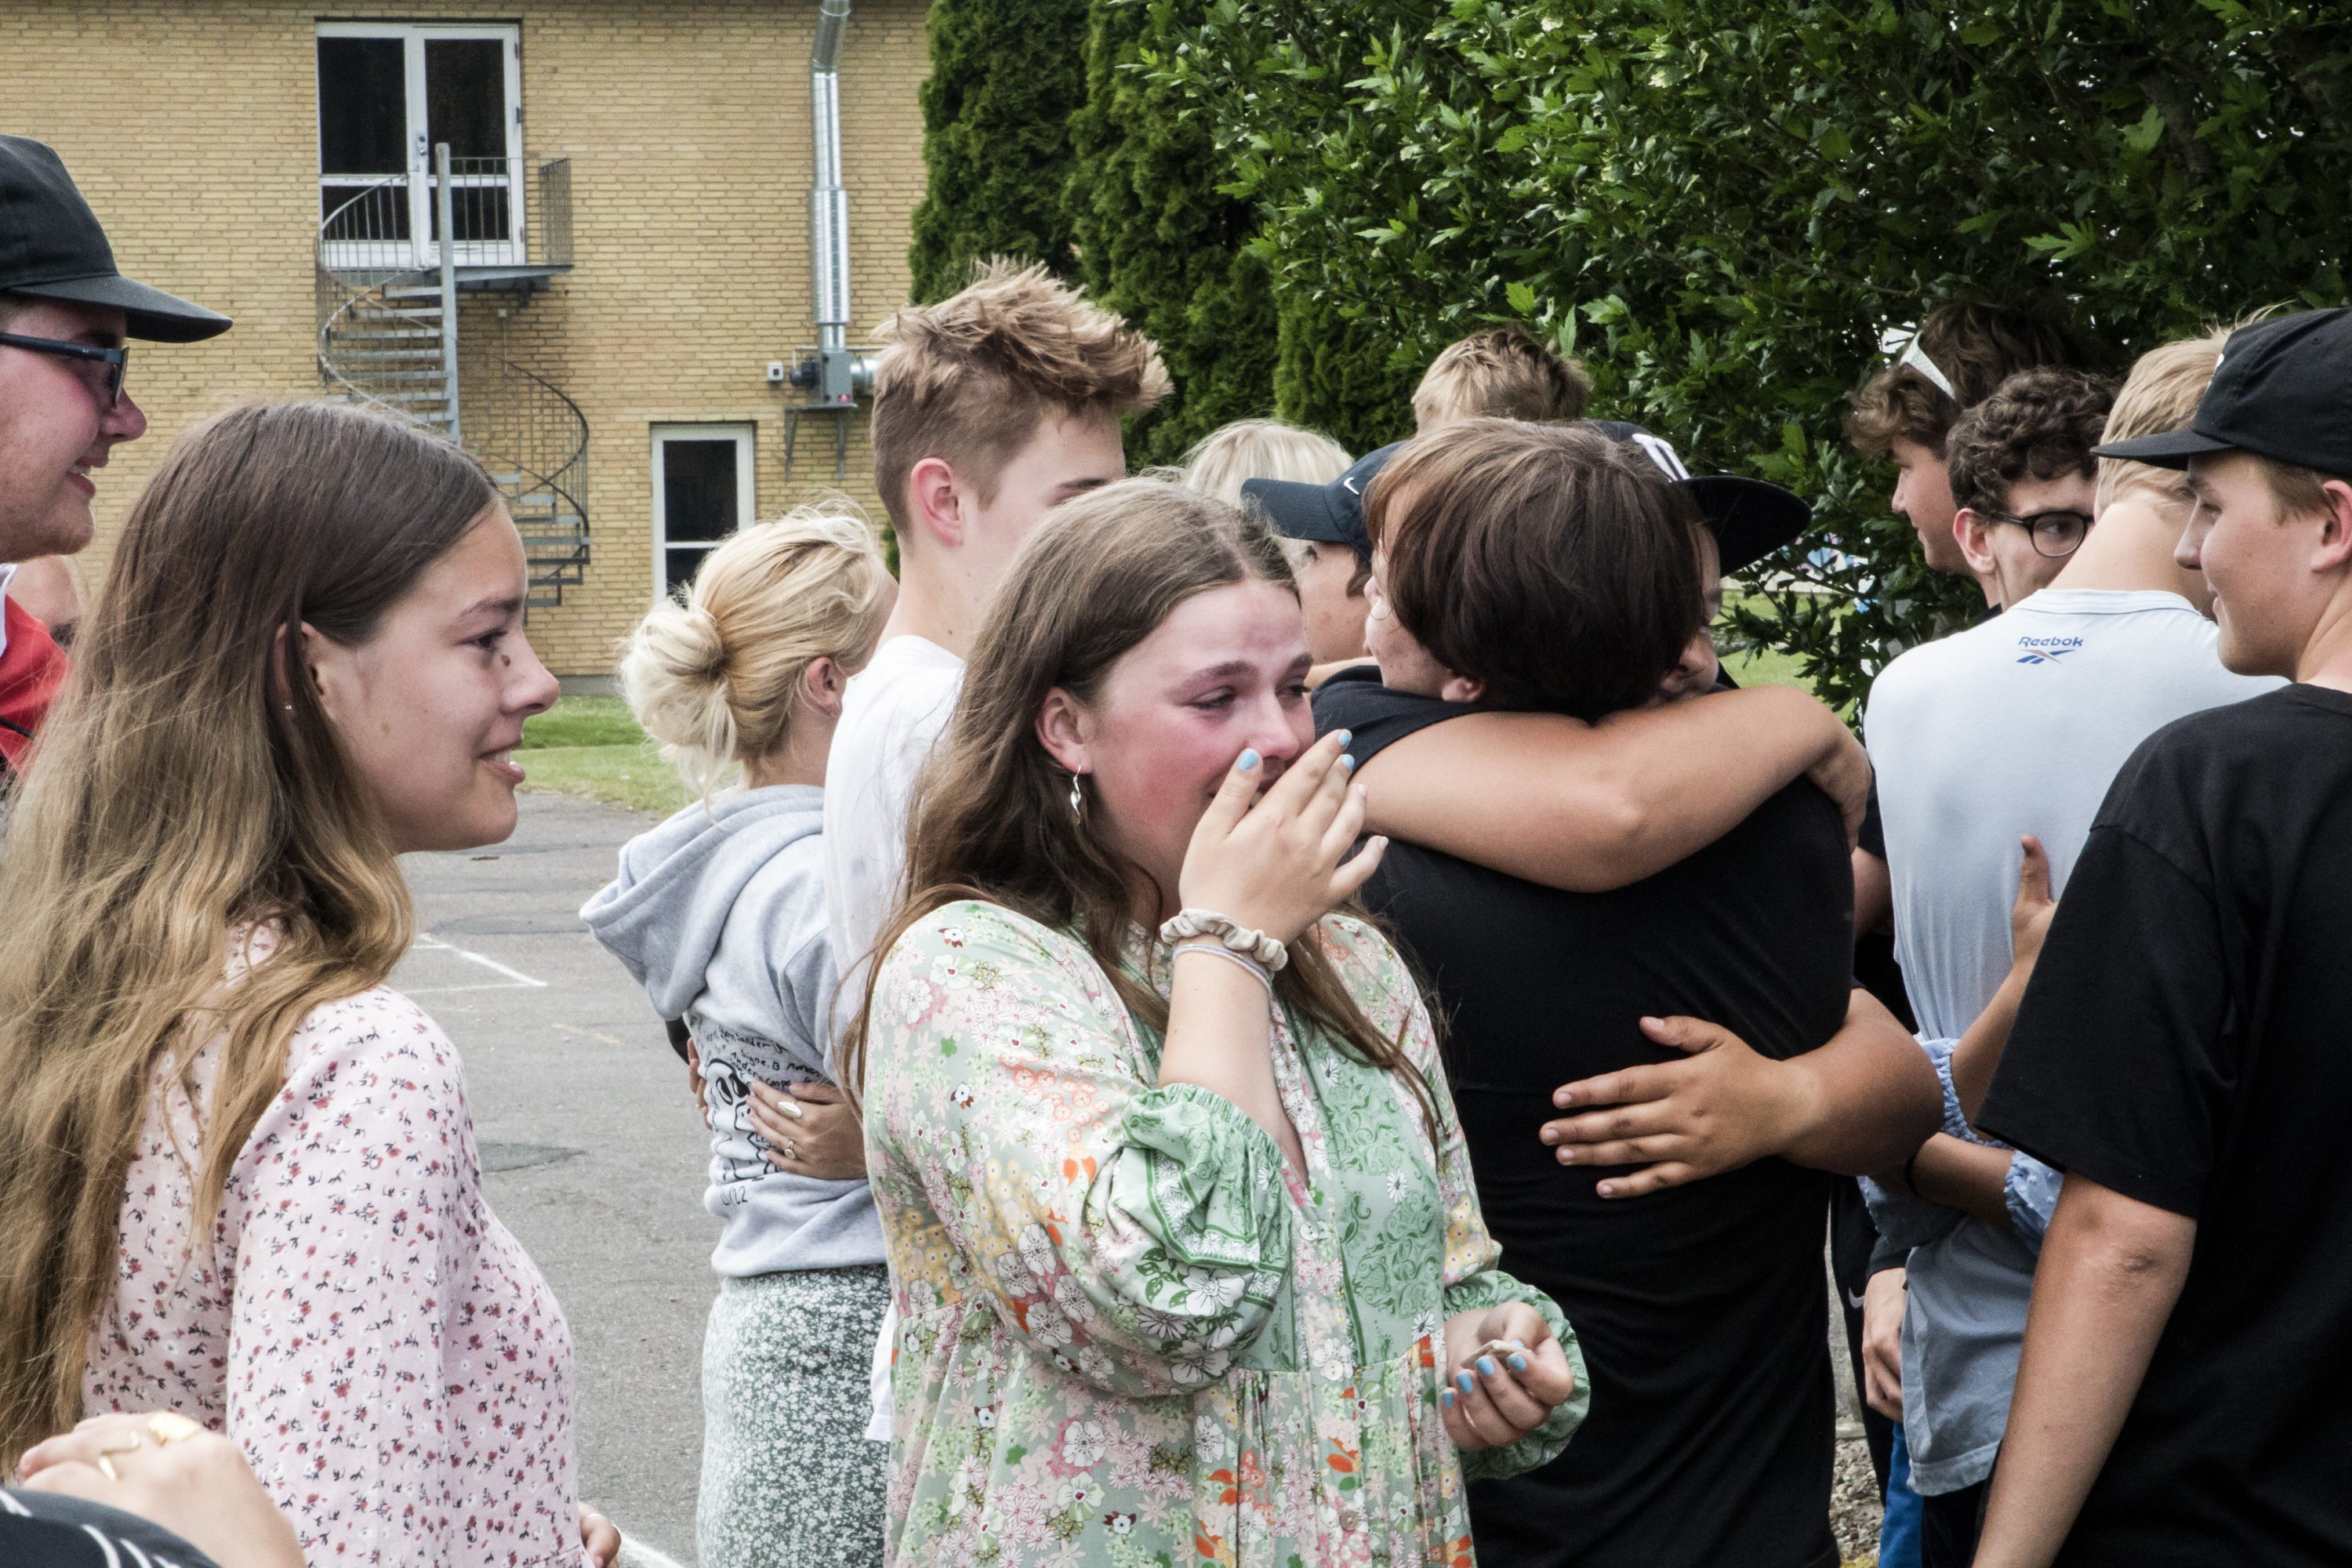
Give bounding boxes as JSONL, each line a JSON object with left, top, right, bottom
{"left": 864, "top": 903, "right": 1588, "bottom": 1568}
{"left": 84, "top": 949, "right": 583, "bottom": 1568}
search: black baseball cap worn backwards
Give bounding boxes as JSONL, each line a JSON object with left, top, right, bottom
{"left": 1241, "top": 444, "right": 1400, "bottom": 559}
{"left": 1585, "top": 420, "right": 1813, "bottom": 575}
{"left": 2093, "top": 307, "right": 2352, "bottom": 474}
{"left": 0, "top": 136, "right": 230, "bottom": 343}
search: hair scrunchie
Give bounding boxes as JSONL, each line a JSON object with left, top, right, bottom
{"left": 1157, "top": 908, "right": 1289, "bottom": 972}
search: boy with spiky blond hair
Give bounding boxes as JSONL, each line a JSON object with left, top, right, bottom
{"left": 820, "top": 260, "right": 1165, "bottom": 1445}
{"left": 830, "top": 260, "right": 1168, "bottom": 978}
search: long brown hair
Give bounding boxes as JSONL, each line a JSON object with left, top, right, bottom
{"left": 0, "top": 401, "right": 502, "bottom": 1457}
{"left": 843, "top": 477, "right": 1436, "bottom": 1131}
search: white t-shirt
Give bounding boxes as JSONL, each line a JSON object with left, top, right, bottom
{"left": 1867, "top": 589, "right": 2275, "bottom": 1040}
{"left": 823, "top": 634, "right": 967, "bottom": 992}
{"left": 821, "top": 632, "right": 965, "bottom": 1444}
{"left": 1863, "top": 587, "right": 2277, "bottom": 1493}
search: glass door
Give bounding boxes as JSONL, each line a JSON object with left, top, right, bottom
{"left": 318, "top": 23, "right": 524, "bottom": 270}
{"left": 653, "top": 426, "right": 757, "bottom": 598}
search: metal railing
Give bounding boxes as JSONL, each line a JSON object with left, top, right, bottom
{"left": 466, "top": 355, "right": 593, "bottom": 601}
{"left": 317, "top": 156, "right": 572, "bottom": 274}
{"left": 314, "top": 153, "right": 588, "bottom": 606}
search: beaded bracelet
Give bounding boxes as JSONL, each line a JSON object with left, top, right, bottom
{"left": 1158, "top": 907, "right": 1290, "bottom": 971}
{"left": 1170, "top": 938, "right": 1275, "bottom": 995}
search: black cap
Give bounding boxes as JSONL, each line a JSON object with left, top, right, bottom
{"left": 1240, "top": 443, "right": 1400, "bottom": 557}
{"left": 0, "top": 136, "right": 231, "bottom": 343}
{"left": 1585, "top": 420, "right": 1813, "bottom": 575}
{"left": 2092, "top": 308, "right": 2352, "bottom": 472}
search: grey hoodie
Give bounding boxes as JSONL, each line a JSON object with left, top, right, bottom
{"left": 581, "top": 784, "right": 884, "bottom": 1276}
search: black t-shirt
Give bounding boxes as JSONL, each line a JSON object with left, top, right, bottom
{"left": 1, "top": 1488, "right": 223, "bottom": 1568}
{"left": 1316, "top": 668, "right": 1853, "bottom": 1568}
{"left": 1980, "top": 684, "right": 2352, "bottom": 1566}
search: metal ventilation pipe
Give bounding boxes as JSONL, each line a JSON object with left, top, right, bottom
{"left": 803, "top": 0, "right": 870, "bottom": 404}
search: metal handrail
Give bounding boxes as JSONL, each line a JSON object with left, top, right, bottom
{"left": 314, "top": 161, "right": 590, "bottom": 601}
{"left": 470, "top": 355, "right": 591, "bottom": 550}
{"left": 317, "top": 155, "right": 573, "bottom": 273}
{"left": 314, "top": 174, "right": 429, "bottom": 423}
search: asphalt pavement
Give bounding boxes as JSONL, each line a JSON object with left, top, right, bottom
{"left": 394, "top": 791, "right": 706, "bottom": 1566}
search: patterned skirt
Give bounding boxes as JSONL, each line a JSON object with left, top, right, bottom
{"left": 700, "top": 1265, "right": 890, "bottom": 1568}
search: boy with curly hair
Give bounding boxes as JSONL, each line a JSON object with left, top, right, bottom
{"left": 1849, "top": 304, "right": 2100, "bottom": 586}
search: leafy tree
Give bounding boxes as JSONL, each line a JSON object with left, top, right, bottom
{"left": 1066, "top": 0, "right": 1281, "bottom": 465}
{"left": 1153, "top": 0, "right": 2352, "bottom": 710}
{"left": 1272, "top": 289, "right": 1423, "bottom": 456}
{"left": 906, "top": 0, "right": 1090, "bottom": 302}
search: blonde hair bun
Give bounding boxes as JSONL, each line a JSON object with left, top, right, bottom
{"left": 619, "top": 503, "right": 891, "bottom": 798}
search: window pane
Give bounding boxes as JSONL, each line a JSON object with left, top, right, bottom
{"left": 425, "top": 39, "right": 507, "bottom": 162}
{"left": 444, "top": 182, "right": 512, "bottom": 244}
{"left": 318, "top": 36, "right": 408, "bottom": 175}
{"left": 662, "top": 441, "right": 741, "bottom": 544}
{"left": 665, "top": 548, "right": 716, "bottom": 596}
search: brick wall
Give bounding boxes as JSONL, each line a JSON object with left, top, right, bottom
{"left": 5, "top": 0, "right": 931, "bottom": 674}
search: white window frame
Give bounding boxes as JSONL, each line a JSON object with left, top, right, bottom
{"left": 316, "top": 20, "right": 525, "bottom": 269}
{"left": 651, "top": 425, "right": 758, "bottom": 600}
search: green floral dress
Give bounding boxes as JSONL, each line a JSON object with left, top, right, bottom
{"left": 863, "top": 901, "right": 1587, "bottom": 1568}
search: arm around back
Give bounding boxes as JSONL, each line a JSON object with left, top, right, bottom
{"left": 1355, "top": 684, "right": 1867, "bottom": 891}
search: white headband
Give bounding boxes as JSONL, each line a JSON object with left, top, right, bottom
{"left": 1897, "top": 332, "right": 1958, "bottom": 400}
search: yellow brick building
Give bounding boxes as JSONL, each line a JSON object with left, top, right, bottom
{"left": 5, "top": 0, "right": 931, "bottom": 678}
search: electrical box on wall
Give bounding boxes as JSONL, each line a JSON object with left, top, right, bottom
{"left": 766, "top": 361, "right": 787, "bottom": 385}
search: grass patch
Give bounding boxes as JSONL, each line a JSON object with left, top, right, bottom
{"left": 1719, "top": 639, "right": 1815, "bottom": 691}
{"left": 1718, "top": 591, "right": 1820, "bottom": 695}
{"left": 517, "top": 697, "right": 691, "bottom": 816}
{"left": 520, "top": 694, "right": 645, "bottom": 750}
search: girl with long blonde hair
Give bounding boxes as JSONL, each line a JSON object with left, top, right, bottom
{"left": 583, "top": 506, "right": 894, "bottom": 1568}
{"left": 849, "top": 478, "right": 1585, "bottom": 1568}
{"left": 0, "top": 401, "right": 612, "bottom": 1566}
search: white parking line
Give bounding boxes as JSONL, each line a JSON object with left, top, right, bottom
{"left": 406, "top": 932, "right": 548, "bottom": 993}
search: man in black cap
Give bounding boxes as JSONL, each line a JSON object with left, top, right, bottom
{"left": 1970, "top": 307, "right": 2352, "bottom": 1568}
{"left": 0, "top": 135, "right": 229, "bottom": 763}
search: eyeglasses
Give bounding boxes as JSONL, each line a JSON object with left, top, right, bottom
{"left": 0, "top": 332, "right": 129, "bottom": 410}
{"left": 1984, "top": 506, "right": 2093, "bottom": 558}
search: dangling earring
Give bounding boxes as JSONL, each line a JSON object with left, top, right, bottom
{"left": 1068, "top": 771, "right": 1086, "bottom": 822}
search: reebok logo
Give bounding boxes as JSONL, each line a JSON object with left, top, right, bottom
{"left": 2016, "top": 635, "right": 2084, "bottom": 666}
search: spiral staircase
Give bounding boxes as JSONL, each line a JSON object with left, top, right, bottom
{"left": 315, "top": 155, "right": 590, "bottom": 609}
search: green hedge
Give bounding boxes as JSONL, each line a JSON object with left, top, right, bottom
{"left": 906, "top": 0, "right": 1090, "bottom": 302}
{"left": 1065, "top": 0, "right": 1282, "bottom": 465}
{"left": 1149, "top": 0, "right": 2352, "bottom": 710}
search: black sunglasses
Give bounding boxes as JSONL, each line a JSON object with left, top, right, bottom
{"left": 1983, "top": 506, "right": 2093, "bottom": 559}
{"left": 0, "top": 332, "right": 129, "bottom": 409}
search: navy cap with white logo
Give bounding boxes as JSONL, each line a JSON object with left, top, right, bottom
{"left": 2092, "top": 307, "right": 2352, "bottom": 473}
{"left": 1240, "top": 444, "right": 1401, "bottom": 559}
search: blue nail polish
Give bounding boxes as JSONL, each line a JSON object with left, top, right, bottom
{"left": 1455, "top": 1371, "right": 1476, "bottom": 1396}
{"left": 1338, "top": 753, "right": 1357, "bottom": 772}
{"left": 1334, "top": 729, "right": 1352, "bottom": 746}
{"left": 1476, "top": 1356, "right": 1498, "bottom": 1378}
{"left": 1508, "top": 1353, "right": 1529, "bottom": 1373}
{"left": 1440, "top": 1388, "right": 1456, "bottom": 1409}
{"left": 1237, "top": 748, "right": 1260, "bottom": 771}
